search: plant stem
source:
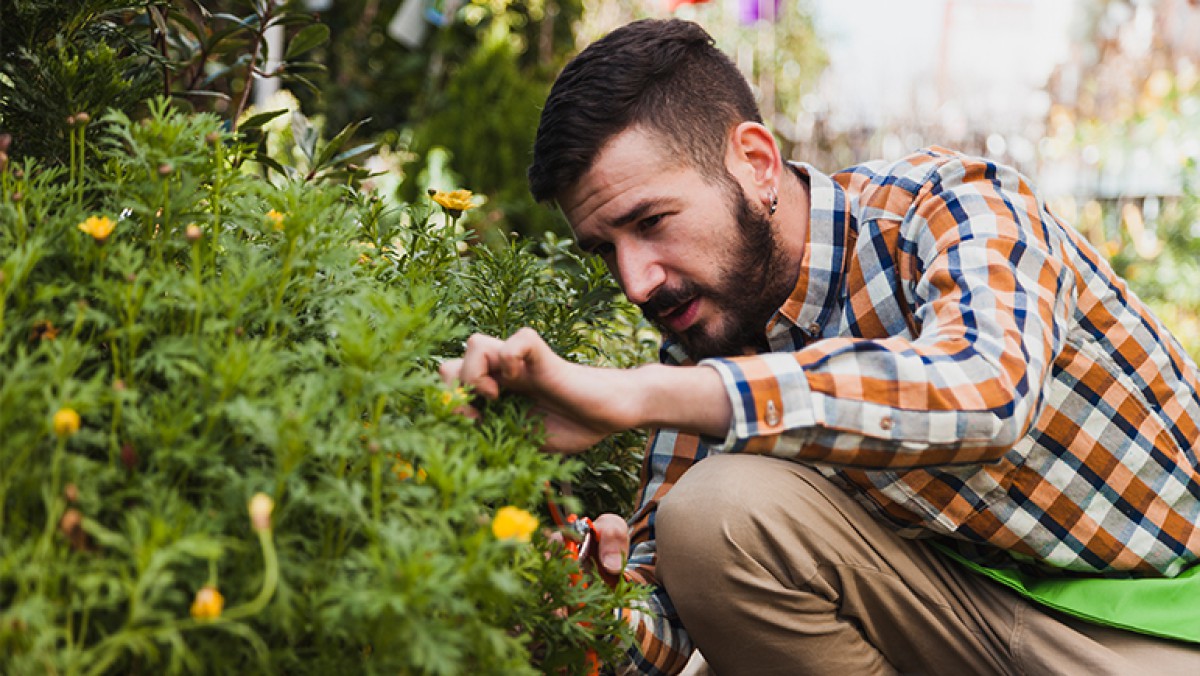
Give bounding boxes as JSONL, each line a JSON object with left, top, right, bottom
{"left": 191, "top": 238, "right": 203, "bottom": 335}
{"left": 230, "top": 4, "right": 275, "bottom": 131}
{"left": 267, "top": 236, "right": 296, "bottom": 339}
{"left": 221, "top": 529, "right": 279, "bottom": 620}
{"left": 77, "top": 124, "right": 86, "bottom": 205}
{"left": 69, "top": 123, "right": 77, "bottom": 193}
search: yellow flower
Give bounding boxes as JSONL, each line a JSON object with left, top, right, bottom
{"left": 249, "top": 492, "right": 274, "bottom": 532}
{"left": 190, "top": 585, "right": 224, "bottom": 621}
{"left": 392, "top": 459, "right": 428, "bottom": 483}
{"left": 265, "top": 209, "right": 285, "bottom": 231}
{"left": 77, "top": 215, "right": 115, "bottom": 242}
{"left": 53, "top": 408, "right": 81, "bottom": 437}
{"left": 492, "top": 506, "right": 538, "bottom": 543}
{"left": 430, "top": 189, "right": 475, "bottom": 217}
{"left": 439, "top": 386, "right": 467, "bottom": 408}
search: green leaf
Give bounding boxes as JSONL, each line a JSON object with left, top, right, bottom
{"left": 279, "top": 71, "right": 320, "bottom": 95}
{"left": 240, "top": 109, "right": 288, "bottom": 131}
{"left": 330, "top": 142, "right": 377, "bottom": 167}
{"left": 285, "top": 24, "right": 330, "bottom": 59}
{"left": 291, "top": 111, "right": 318, "bottom": 163}
{"left": 314, "top": 119, "right": 367, "bottom": 170}
{"left": 254, "top": 152, "right": 292, "bottom": 178}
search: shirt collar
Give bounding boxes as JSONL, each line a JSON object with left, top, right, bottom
{"left": 767, "top": 161, "right": 851, "bottom": 347}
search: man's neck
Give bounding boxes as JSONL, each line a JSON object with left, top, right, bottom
{"left": 776, "top": 162, "right": 812, "bottom": 283}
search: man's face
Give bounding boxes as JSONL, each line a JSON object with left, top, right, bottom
{"left": 560, "top": 127, "right": 797, "bottom": 359}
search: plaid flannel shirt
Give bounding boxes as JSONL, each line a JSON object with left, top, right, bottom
{"left": 614, "top": 148, "right": 1200, "bottom": 675}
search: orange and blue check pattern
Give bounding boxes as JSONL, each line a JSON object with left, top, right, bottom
{"left": 615, "top": 148, "right": 1200, "bottom": 675}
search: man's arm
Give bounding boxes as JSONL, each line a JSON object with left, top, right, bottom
{"left": 439, "top": 329, "right": 731, "bottom": 453}
{"left": 700, "top": 155, "right": 1075, "bottom": 467}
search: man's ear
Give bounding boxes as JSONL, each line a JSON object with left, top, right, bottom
{"left": 725, "top": 121, "right": 782, "bottom": 194}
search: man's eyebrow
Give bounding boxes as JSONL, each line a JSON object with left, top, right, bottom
{"left": 608, "top": 199, "right": 667, "bottom": 229}
{"left": 575, "top": 198, "right": 673, "bottom": 253}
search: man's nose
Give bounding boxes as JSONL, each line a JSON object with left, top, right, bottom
{"left": 615, "top": 244, "right": 665, "bottom": 305}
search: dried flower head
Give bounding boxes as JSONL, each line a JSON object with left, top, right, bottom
{"left": 190, "top": 585, "right": 224, "bottom": 621}
{"left": 59, "top": 508, "right": 88, "bottom": 550}
{"left": 430, "top": 189, "right": 476, "bottom": 217}
{"left": 30, "top": 319, "right": 58, "bottom": 342}
{"left": 249, "top": 492, "right": 274, "bottom": 532}
{"left": 77, "top": 215, "right": 116, "bottom": 242}
{"left": 186, "top": 224, "right": 203, "bottom": 242}
{"left": 120, "top": 443, "right": 138, "bottom": 470}
{"left": 53, "top": 408, "right": 81, "bottom": 437}
{"left": 491, "top": 506, "right": 538, "bottom": 543}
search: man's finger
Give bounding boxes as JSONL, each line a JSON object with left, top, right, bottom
{"left": 592, "top": 513, "right": 630, "bottom": 574}
{"left": 497, "top": 327, "right": 547, "bottom": 382}
{"left": 458, "top": 333, "right": 504, "bottom": 399}
{"left": 438, "top": 358, "right": 463, "bottom": 385}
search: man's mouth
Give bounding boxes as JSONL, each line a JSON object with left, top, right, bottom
{"left": 658, "top": 297, "right": 700, "bottom": 333}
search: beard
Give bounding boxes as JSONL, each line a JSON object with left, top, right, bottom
{"left": 639, "top": 183, "right": 799, "bottom": 360}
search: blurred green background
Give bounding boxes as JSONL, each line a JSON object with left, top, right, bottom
{"left": 4, "top": 0, "right": 1199, "bottom": 355}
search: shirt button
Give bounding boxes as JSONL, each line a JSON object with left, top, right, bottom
{"left": 807, "top": 323, "right": 821, "bottom": 336}
{"left": 765, "top": 400, "right": 781, "bottom": 427}
{"left": 879, "top": 416, "right": 894, "bottom": 431}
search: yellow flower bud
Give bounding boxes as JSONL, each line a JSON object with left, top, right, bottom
{"left": 77, "top": 215, "right": 116, "bottom": 242}
{"left": 190, "top": 585, "right": 224, "bottom": 621}
{"left": 53, "top": 408, "right": 81, "bottom": 437}
{"left": 439, "top": 386, "right": 467, "bottom": 408}
{"left": 491, "top": 506, "right": 538, "bottom": 543}
{"left": 264, "top": 209, "right": 285, "bottom": 231}
{"left": 249, "top": 492, "right": 274, "bottom": 532}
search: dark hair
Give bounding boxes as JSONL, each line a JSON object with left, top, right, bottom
{"left": 527, "top": 19, "right": 763, "bottom": 203}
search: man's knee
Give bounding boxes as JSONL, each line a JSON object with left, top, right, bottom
{"left": 656, "top": 454, "right": 826, "bottom": 599}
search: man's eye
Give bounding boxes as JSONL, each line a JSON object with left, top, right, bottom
{"left": 638, "top": 215, "right": 663, "bottom": 230}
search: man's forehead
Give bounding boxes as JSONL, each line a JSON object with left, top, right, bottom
{"left": 557, "top": 128, "right": 682, "bottom": 227}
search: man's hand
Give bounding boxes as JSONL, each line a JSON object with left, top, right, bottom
{"left": 592, "top": 513, "right": 630, "bottom": 577}
{"left": 439, "top": 327, "right": 732, "bottom": 453}
{"left": 440, "top": 328, "right": 638, "bottom": 452}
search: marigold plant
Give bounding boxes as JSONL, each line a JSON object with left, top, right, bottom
{"left": 0, "top": 100, "right": 647, "bottom": 674}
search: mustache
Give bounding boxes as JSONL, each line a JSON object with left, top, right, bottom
{"left": 638, "top": 282, "right": 699, "bottom": 323}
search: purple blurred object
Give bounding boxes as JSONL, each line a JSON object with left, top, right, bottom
{"left": 740, "top": 0, "right": 781, "bottom": 24}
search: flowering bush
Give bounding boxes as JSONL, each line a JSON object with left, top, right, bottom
{"left": 0, "top": 100, "right": 647, "bottom": 674}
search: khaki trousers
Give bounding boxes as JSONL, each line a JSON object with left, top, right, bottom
{"left": 656, "top": 454, "right": 1200, "bottom": 676}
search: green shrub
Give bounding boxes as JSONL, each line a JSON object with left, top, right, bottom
{"left": 0, "top": 99, "right": 646, "bottom": 674}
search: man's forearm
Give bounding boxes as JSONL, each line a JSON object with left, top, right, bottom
{"left": 631, "top": 364, "right": 731, "bottom": 439}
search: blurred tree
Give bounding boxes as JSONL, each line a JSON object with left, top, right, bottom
{"left": 1041, "top": 0, "right": 1200, "bottom": 356}
{"left": 0, "top": 0, "right": 329, "bottom": 167}
{"left": 574, "top": 0, "right": 827, "bottom": 162}
{"left": 289, "top": 0, "right": 582, "bottom": 239}
{"left": 0, "top": 0, "right": 163, "bottom": 164}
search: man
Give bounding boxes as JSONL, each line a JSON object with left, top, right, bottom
{"left": 440, "top": 18, "right": 1200, "bottom": 675}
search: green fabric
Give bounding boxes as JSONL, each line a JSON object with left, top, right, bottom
{"left": 933, "top": 543, "right": 1200, "bottom": 643}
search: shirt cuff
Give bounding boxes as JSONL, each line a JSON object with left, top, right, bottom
{"left": 699, "top": 353, "right": 818, "bottom": 453}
